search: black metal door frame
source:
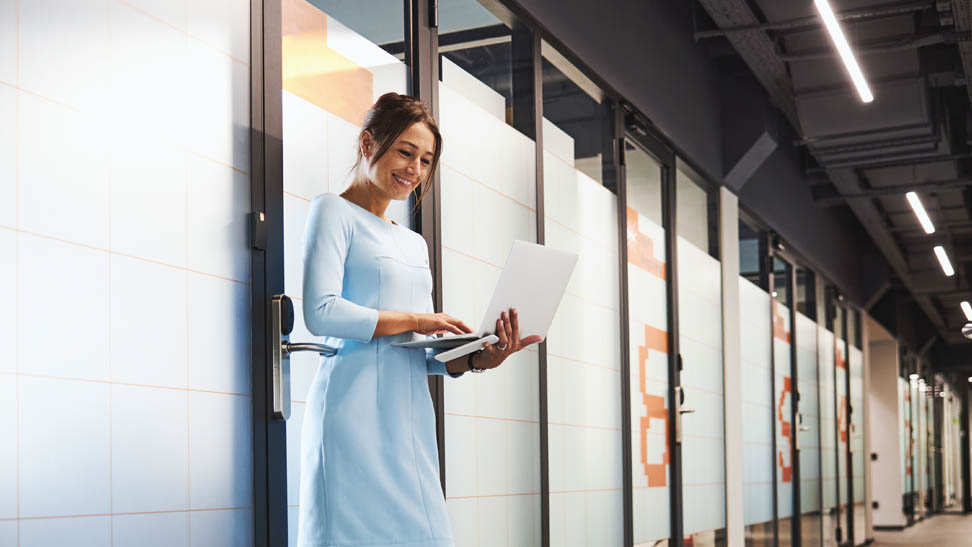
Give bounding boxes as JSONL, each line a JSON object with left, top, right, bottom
{"left": 622, "top": 113, "right": 683, "bottom": 546}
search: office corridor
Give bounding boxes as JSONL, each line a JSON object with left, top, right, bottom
{"left": 874, "top": 514, "right": 972, "bottom": 546}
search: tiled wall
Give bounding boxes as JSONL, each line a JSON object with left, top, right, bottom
{"left": 438, "top": 62, "right": 542, "bottom": 547}
{"left": 0, "top": 0, "right": 253, "bottom": 544}
{"left": 542, "top": 118, "right": 623, "bottom": 546}
{"left": 818, "top": 326, "right": 837, "bottom": 538}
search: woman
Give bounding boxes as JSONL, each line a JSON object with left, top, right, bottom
{"left": 298, "top": 92, "right": 540, "bottom": 547}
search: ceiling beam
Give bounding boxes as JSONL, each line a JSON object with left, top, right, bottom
{"left": 693, "top": 0, "right": 933, "bottom": 39}
{"left": 826, "top": 167, "right": 949, "bottom": 335}
{"left": 813, "top": 177, "right": 972, "bottom": 205}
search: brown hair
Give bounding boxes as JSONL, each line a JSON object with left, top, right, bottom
{"left": 351, "top": 92, "right": 442, "bottom": 207}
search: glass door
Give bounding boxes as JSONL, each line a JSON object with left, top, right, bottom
{"left": 770, "top": 255, "right": 796, "bottom": 547}
{"left": 276, "top": 2, "right": 411, "bottom": 545}
{"left": 623, "top": 130, "right": 677, "bottom": 547}
{"left": 795, "top": 265, "right": 822, "bottom": 547}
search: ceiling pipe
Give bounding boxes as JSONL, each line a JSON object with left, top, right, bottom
{"left": 813, "top": 177, "right": 972, "bottom": 203}
{"left": 808, "top": 152, "right": 972, "bottom": 173}
{"left": 780, "top": 30, "right": 971, "bottom": 62}
{"left": 693, "top": 0, "right": 933, "bottom": 39}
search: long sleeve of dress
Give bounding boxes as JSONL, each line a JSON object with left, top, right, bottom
{"left": 302, "top": 195, "right": 380, "bottom": 342}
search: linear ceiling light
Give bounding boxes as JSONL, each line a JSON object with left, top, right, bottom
{"left": 934, "top": 245, "right": 955, "bottom": 277}
{"left": 905, "top": 191, "right": 935, "bottom": 234}
{"left": 814, "top": 0, "right": 874, "bottom": 103}
{"left": 962, "top": 301, "right": 972, "bottom": 321}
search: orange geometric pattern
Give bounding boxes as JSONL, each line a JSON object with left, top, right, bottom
{"left": 638, "top": 324, "right": 669, "bottom": 487}
{"left": 834, "top": 341, "right": 846, "bottom": 370}
{"left": 772, "top": 300, "right": 791, "bottom": 344}
{"left": 626, "top": 207, "right": 666, "bottom": 280}
{"left": 777, "top": 376, "right": 793, "bottom": 483}
{"left": 282, "top": 0, "right": 374, "bottom": 126}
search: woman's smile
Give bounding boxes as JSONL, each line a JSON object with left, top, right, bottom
{"left": 392, "top": 172, "right": 417, "bottom": 189}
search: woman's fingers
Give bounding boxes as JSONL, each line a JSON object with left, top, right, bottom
{"left": 495, "top": 316, "right": 510, "bottom": 348}
{"left": 509, "top": 309, "right": 520, "bottom": 351}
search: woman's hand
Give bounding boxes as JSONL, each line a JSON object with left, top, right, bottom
{"left": 413, "top": 312, "right": 473, "bottom": 336}
{"left": 471, "top": 308, "right": 542, "bottom": 371}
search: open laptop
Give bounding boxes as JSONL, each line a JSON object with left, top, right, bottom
{"left": 394, "top": 240, "right": 578, "bottom": 363}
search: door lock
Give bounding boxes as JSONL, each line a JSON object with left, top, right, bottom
{"left": 272, "top": 295, "right": 337, "bottom": 420}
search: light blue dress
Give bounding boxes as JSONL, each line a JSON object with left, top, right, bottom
{"left": 297, "top": 193, "right": 456, "bottom": 547}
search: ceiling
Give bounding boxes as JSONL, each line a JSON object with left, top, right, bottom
{"left": 697, "top": 0, "right": 972, "bottom": 345}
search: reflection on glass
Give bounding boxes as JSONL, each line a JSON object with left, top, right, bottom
{"left": 676, "top": 167, "right": 717, "bottom": 258}
{"left": 542, "top": 43, "right": 623, "bottom": 546}
{"left": 279, "top": 1, "right": 409, "bottom": 542}
{"left": 796, "top": 266, "right": 815, "bottom": 319}
{"left": 678, "top": 170, "right": 727, "bottom": 546}
{"left": 849, "top": 312, "right": 866, "bottom": 543}
{"left": 834, "top": 305, "right": 850, "bottom": 540}
{"left": 738, "top": 217, "right": 762, "bottom": 286}
{"left": 436, "top": 2, "right": 541, "bottom": 545}
{"left": 625, "top": 142, "right": 671, "bottom": 546}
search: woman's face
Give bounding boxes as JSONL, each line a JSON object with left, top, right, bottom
{"left": 362, "top": 122, "right": 436, "bottom": 201}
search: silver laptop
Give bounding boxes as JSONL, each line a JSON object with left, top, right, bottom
{"left": 394, "top": 240, "right": 578, "bottom": 362}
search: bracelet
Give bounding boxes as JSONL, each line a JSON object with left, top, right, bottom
{"left": 467, "top": 350, "right": 485, "bottom": 373}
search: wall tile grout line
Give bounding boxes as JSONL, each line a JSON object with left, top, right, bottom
{"left": 543, "top": 215, "right": 619, "bottom": 256}
{"left": 117, "top": 0, "right": 249, "bottom": 68}
{"left": 0, "top": 506, "right": 248, "bottom": 523}
{"left": 0, "top": 371, "right": 249, "bottom": 398}
{"left": 441, "top": 164, "right": 536, "bottom": 213}
{"left": 0, "top": 225, "right": 249, "bottom": 286}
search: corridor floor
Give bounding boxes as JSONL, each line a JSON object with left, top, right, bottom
{"left": 873, "top": 513, "right": 972, "bottom": 546}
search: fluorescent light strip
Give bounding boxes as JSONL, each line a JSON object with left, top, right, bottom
{"left": 934, "top": 245, "right": 955, "bottom": 277}
{"left": 814, "top": 0, "right": 874, "bottom": 103}
{"left": 962, "top": 301, "right": 972, "bottom": 321}
{"left": 905, "top": 191, "right": 935, "bottom": 234}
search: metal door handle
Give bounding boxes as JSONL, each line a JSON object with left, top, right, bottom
{"left": 272, "top": 295, "right": 337, "bottom": 421}
{"left": 679, "top": 408, "right": 696, "bottom": 414}
{"left": 284, "top": 342, "right": 337, "bottom": 356}
{"left": 675, "top": 385, "right": 693, "bottom": 444}
{"left": 800, "top": 425, "right": 810, "bottom": 431}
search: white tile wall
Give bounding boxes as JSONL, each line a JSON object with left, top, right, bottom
{"left": 111, "top": 385, "right": 188, "bottom": 513}
{"left": 20, "top": 516, "right": 110, "bottom": 547}
{"left": 20, "top": 0, "right": 110, "bottom": 112}
{"left": 109, "top": 143, "right": 188, "bottom": 268}
{"left": 4, "top": 0, "right": 253, "bottom": 542}
{"left": 187, "top": 272, "right": 250, "bottom": 395}
{"left": 189, "top": 508, "right": 252, "bottom": 547}
{"left": 112, "top": 512, "right": 188, "bottom": 547}
{"left": 185, "top": 41, "right": 249, "bottom": 172}
{"left": 186, "top": 155, "right": 249, "bottom": 283}
{"left": 0, "top": 86, "right": 14, "bottom": 228}
{"left": 110, "top": 256, "right": 188, "bottom": 388}
{"left": 0, "top": 230, "right": 14, "bottom": 373}
{"left": 0, "top": 375, "right": 16, "bottom": 519}
{"left": 18, "top": 233, "right": 110, "bottom": 381}
{"left": 19, "top": 376, "right": 110, "bottom": 518}
{"left": 282, "top": 91, "right": 329, "bottom": 201}
{"left": 0, "top": 0, "right": 15, "bottom": 85}
{"left": 18, "top": 94, "right": 109, "bottom": 248}
{"left": 188, "top": 392, "right": 251, "bottom": 510}
{"left": 108, "top": 2, "right": 189, "bottom": 146}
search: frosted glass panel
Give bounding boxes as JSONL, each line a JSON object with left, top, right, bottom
{"left": 796, "top": 313, "right": 822, "bottom": 546}
{"left": 280, "top": 1, "right": 408, "bottom": 544}
{"left": 625, "top": 145, "right": 671, "bottom": 546}
{"left": 542, "top": 120, "right": 623, "bottom": 544}
{"left": 774, "top": 300, "right": 794, "bottom": 529}
{"left": 739, "top": 278, "right": 773, "bottom": 539}
{"left": 818, "top": 327, "right": 837, "bottom": 547}
{"left": 678, "top": 236, "right": 725, "bottom": 541}
{"left": 437, "top": 5, "right": 540, "bottom": 543}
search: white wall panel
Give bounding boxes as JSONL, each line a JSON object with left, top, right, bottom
{"left": 850, "top": 346, "right": 865, "bottom": 503}
{"left": 186, "top": 155, "right": 249, "bottom": 283}
{"left": 188, "top": 391, "right": 251, "bottom": 510}
{"left": 189, "top": 508, "right": 253, "bottom": 547}
{"left": 0, "top": 376, "right": 15, "bottom": 519}
{"left": 0, "top": 0, "right": 15, "bottom": 85}
{"left": 0, "top": 229, "right": 14, "bottom": 374}
{"left": 0, "top": 86, "right": 14, "bottom": 227}
{"left": 20, "top": 516, "right": 110, "bottom": 547}
{"left": 819, "top": 327, "right": 837, "bottom": 511}
{"left": 796, "top": 313, "right": 821, "bottom": 513}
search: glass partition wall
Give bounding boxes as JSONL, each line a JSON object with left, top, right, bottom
{"left": 256, "top": 1, "right": 871, "bottom": 545}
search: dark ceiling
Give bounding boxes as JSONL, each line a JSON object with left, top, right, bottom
{"left": 697, "top": 0, "right": 972, "bottom": 345}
